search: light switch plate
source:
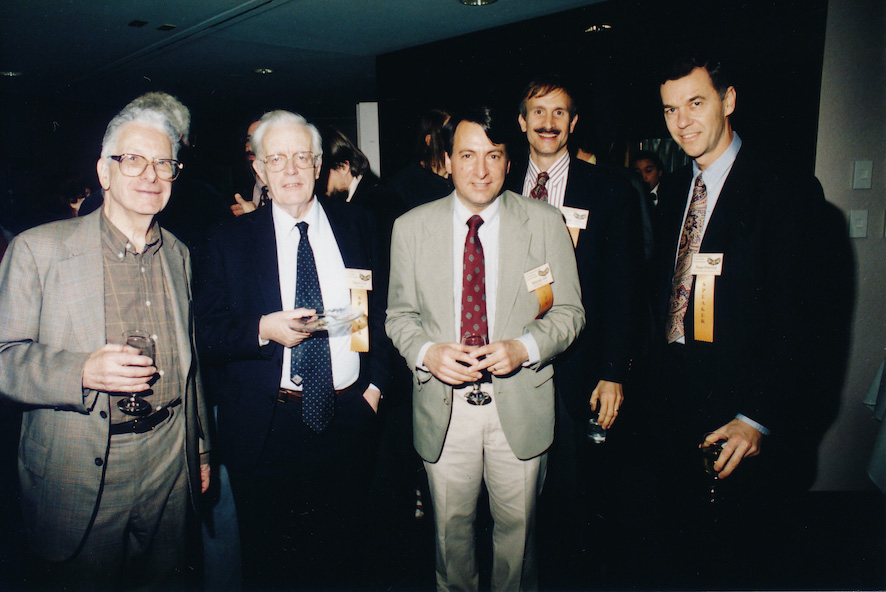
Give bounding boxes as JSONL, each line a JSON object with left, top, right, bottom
{"left": 853, "top": 160, "right": 873, "bottom": 189}
{"left": 849, "top": 209, "right": 868, "bottom": 238}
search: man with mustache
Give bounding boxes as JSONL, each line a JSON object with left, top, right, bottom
{"left": 506, "top": 76, "right": 643, "bottom": 584}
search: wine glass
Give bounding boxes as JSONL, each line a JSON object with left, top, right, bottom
{"left": 700, "top": 433, "right": 728, "bottom": 504}
{"left": 118, "top": 330, "right": 156, "bottom": 416}
{"left": 461, "top": 334, "right": 491, "bottom": 406}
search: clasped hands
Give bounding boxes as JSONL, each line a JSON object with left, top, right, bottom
{"left": 424, "top": 339, "right": 529, "bottom": 386}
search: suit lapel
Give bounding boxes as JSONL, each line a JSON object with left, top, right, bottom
{"left": 494, "top": 192, "right": 530, "bottom": 341}
{"left": 250, "top": 206, "right": 284, "bottom": 312}
{"left": 158, "top": 234, "right": 193, "bottom": 376}
{"left": 321, "top": 197, "right": 363, "bottom": 269}
{"left": 60, "top": 213, "right": 106, "bottom": 352}
{"left": 426, "top": 196, "right": 455, "bottom": 341}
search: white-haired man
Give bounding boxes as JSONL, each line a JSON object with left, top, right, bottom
{"left": 194, "top": 110, "right": 390, "bottom": 589}
{"left": 0, "top": 96, "right": 210, "bottom": 588}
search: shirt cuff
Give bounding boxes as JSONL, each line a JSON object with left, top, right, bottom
{"left": 415, "top": 341, "right": 434, "bottom": 371}
{"left": 516, "top": 334, "right": 540, "bottom": 366}
{"left": 736, "top": 413, "right": 770, "bottom": 435}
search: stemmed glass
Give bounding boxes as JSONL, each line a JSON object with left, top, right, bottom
{"left": 461, "top": 334, "right": 491, "bottom": 406}
{"left": 118, "top": 330, "right": 156, "bottom": 416}
{"left": 700, "top": 433, "right": 728, "bottom": 504}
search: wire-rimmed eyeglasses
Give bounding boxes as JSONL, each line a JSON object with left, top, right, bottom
{"left": 109, "top": 154, "right": 183, "bottom": 181}
{"left": 261, "top": 152, "right": 318, "bottom": 172}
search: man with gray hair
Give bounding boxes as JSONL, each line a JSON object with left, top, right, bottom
{"left": 0, "top": 95, "right": 210, "bottom": 589}
{"left": 194, "top": 110, "right": 390, "bottom": 589}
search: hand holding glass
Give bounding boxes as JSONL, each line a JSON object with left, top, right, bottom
{"left": 461, "top": 334, "right": 491, "bottom": 406}
{"left": 118, "top": 330, "right": 156, "bottom": 416}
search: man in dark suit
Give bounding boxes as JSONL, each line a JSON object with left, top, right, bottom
{"left": 194, "top": 110, "right": 389, "bottom": 589}
{"left": 506, "top": 77, "right": 642, "bottom": 583}
{"left": 648, "top": 54, "right": 834, "bottom": 587}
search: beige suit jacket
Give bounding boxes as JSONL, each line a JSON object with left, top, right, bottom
{"left": 0, "top": 210, "right": 208, "bottom": 561}
{"left": 386, "top": 190, "right": 584, "bottom": 462}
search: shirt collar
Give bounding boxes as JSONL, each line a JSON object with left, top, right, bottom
{"left": 528, "top": 150, "right": 570, "bottom": 184}
{"left": 692, "top": 132, "right": 742, "bottom": 186}
{"left": 272, "top": 196, "right": 320, "bottom": 236}
{"left": 453, "top": 191, "right": 501, "bottom": 228}
{"left": 100, "top": 210, "right": 162, "bottom": 258}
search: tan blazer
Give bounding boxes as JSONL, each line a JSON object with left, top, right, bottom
{"left": 386, "top": 190, "right": 584, "bottom": 462}
{"left": 0, "top": 210, "right": 208, "bottom": 562}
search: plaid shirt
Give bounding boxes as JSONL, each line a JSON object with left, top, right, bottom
{"left": 101, "top": 213, "right": 183, "bottom": 424}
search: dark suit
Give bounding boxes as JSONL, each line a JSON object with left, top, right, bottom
{"left": 193, "top": 196, "right": 389, "bottom": 588}
{"left": 508, "top": 158, "right": 642, "bottom": 421}
{"left": 507, "top": 158, "right": 643, "bottom": 588}
{"left": 644, "top": 144, "right": 844, "bottom": 588}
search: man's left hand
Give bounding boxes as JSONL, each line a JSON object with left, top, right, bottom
{"left": 362, "top": 387, "right": 381, "bottom": 414}
{"left": 703, "top": 419, "right": 763, "bottom": 478}
{"left": 473, "top": 340, "right": 529, "bottom": 376}
{"left": 590, "top": 379, "right": 623, "bottom": 430}
{"left": 200, "top": 463, "right": 211, "bottom": 494}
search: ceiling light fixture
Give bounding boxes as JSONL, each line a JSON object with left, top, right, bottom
{"left": 128, "top": 20, "right": 148, "bottom": 28}
{"left": 1, "top": 71, "right": 23, "bottom": 77}
{"left": 584, "top": 23, "right": 613, "bottom": 33}
{"left": 156, "top": 24, "right": 177, "bottom": 32}
{"left": 253, "top": 68, "right": 274, "bottom": 75}
{"left": 460, "top": 0, "right": 497, "bottom": 5}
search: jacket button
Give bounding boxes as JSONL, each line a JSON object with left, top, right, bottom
{"left": 94, "top": 458, "right": 103, "bottom": 467}
{"left": 99, "top": 411, "right": 108, "bottom": 419}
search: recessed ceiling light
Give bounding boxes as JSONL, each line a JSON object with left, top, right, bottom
{"left": 128, "top": 20, "right": 148, "bottom": 28}
{"left": 460, "top": 0, "right": 497, "bottom": 5}
{"left": 253, "top": 68, "right": 274, "bottom": 75}
{"left": 584, "top": 24, "right": 613, "bottom": 33}
{"left": 156, "top": 24, "right": 177, "bottom": 32}
{"left": 1, "top": 71, "right": 23, "bottom": 77}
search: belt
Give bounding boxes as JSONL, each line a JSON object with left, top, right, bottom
{"left": 110, "top": 398, "right": 181, "bottom": 435}
{"left": 277, "top": 381, "right": 362, "bottom": 403}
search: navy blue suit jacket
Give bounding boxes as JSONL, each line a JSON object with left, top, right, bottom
{"left": 508, "top": 157, "right": 643, "bottom": 420}
{"left": 193, "top": 197, "right": 390, "bottom": 473}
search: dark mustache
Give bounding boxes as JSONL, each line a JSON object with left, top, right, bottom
{"left": 534, "top": 128, "right": 561, "bottom": 135}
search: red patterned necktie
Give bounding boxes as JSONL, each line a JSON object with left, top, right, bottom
{"left": 460, "top": 215, "right": 488, "bottom": 341}
{"left": 667, "top": 174, "right": 707, "bottom": 343}
{"left": 529, "top": 171, "right": 549, "bottom": 201}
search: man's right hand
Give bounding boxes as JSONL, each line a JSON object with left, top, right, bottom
{"left": 82, "top": 344, "right": 156, "bottom": 392}
{"left": 230, "top": 193, "right": 257, "bottom": 217}
{"left": 259, "top": 309, "right": 316, "bottom": 347}
{"left": 424, "top": 343, "right": 481, "bottom": 386}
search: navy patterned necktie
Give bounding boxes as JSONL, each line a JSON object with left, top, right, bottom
{"left": 291, "top": 221, "right": 334, "bottom": 432}
{"left": 460, "top": 215, "right": 488, "bottom": 341}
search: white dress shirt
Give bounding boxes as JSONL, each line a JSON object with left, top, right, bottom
{"left": 271, "top": 198, "right": 360, "bottom": 391}
{"left": 415, "top": 194, "right": 539, "bottom": 369}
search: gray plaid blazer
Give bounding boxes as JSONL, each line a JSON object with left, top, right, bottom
{"left": 0, "top": 210, "right": 208, "bottom": 561}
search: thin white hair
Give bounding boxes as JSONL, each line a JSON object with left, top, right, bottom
{"left": 250, "top": 110, "right": 323, "bottom": 169}
{"left": 100, "top": 105, "right": 180, "bottom": 160}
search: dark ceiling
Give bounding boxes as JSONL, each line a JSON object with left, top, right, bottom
{"left": 0, "top": 0, "right": 604, "bottom": 118}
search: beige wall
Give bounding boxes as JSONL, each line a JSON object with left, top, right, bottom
{"left": 813, "top": 0, "right": 886, "bottom": 490}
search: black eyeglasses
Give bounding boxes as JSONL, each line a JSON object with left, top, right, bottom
{"left": 109, "top": 154, "right": 183, "bottom": 181}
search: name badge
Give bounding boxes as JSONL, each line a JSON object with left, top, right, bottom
{"left": 524, "top": 263, "right": 554, "bottom": 292}
{"left": 690, "top": 253, "right": 724, "bottom": 276}
{"left": 345, "top": 269, "right": 373, "bottom": 290}
{"left": 560, "top": 206, "right": 589, "bottom": 230}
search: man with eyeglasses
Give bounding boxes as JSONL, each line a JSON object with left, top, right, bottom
{"left": 194, "top": 110, "right": 391, "bottom": 589}
{"left": 0, "top": 98, "right": 210, "bottom": 589}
